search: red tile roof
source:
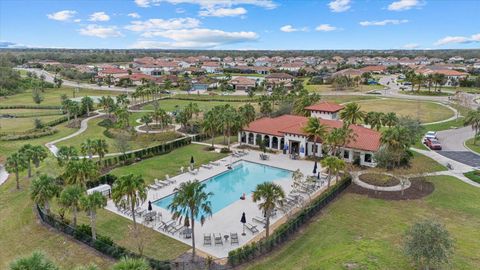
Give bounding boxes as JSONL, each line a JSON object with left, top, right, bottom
{"left": 244, "top": 115, "right": 381, "bottom": 152}
{"left": 305, "top": 102, "right": 344, "bottom": 113}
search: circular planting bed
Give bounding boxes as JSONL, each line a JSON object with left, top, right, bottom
{"left": 349, "top": 177, "right": 434, "bottom": 200}
{"left": 359, "top": 173, "right": 400, "bottom": 187}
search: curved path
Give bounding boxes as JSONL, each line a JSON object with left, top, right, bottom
{"left": 352, "top": 171, "right": 411, "bottom": 191}
{"left": 0, "top": 164, "right": 9, "bottom": 186}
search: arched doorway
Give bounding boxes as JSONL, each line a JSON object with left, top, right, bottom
{"left": 248, "top": 133, "right": 254, "bottom": 144}
{"left": 264, "top": 135, "right": 270, "bottom": 148}
{"left": 272, "top": 137, "right": 279, "bottom": 149}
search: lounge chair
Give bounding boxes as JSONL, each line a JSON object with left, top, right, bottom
{"left": 214, "top": 233, "right": 223, "bottom": 245}
{"left": 204, "top": 234, "right": 212, "bottom": 246}
{"left": 188, "top": 167, "right": 198, "bottom": 175}
{"left": 201, "top": 164, "right": 213, "bottom": 169}
{"left": 167, "top": 223, "right": 184, "bottom": 234}
{"left": 165, "top": 175, "right": 175, "bottom": 184}
{"left": 245, "top": 223, "right": 259, "bottom": 233}
{"left": 252, "top": 216, "right": 267, "bottom": 225}
{"left": 180, "top": 166, "right": 185, "bottom": 173}
{"left": 230, "top": 233, "right": 239, "bottom": 245}
{"left": 209, "top": 161, "right": 220, "bottom": 166}
{"left": 158, "top": 220, "right": 175, "bottom": 231}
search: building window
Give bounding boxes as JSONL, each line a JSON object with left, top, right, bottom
{"left": 364, "top": 153, "right": 372, "bottom": 163}
{"left": 343, "top": 150, "right": 349, "bottom": 159}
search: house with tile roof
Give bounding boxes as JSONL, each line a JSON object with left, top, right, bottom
{"left": 239, "top": 102, "right": 381, "bottom": 167}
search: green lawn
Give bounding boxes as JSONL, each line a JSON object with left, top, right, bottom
{"left": 246, "top": 175, "right": 480, "bottom": 269}
{"left": 356, "top": 99, "right": 454, "bottom": 123}
{"left": 0, "top": 108, "right": 63, "bottom": 116}
{"left": 465, "top": 138, "right": 480, "bottom": 155}
{"left": 110, "top": 144, "right": 227, "bottom": 184}
{"left": 141, "top": 99, "right": 249, "bottom": 112}
{"left": 203, "top": 135, "right": 239, "bottom": 146}
{"left": 464, "top": 171, "right": 480, "bottom": 184}
{"left": 0, "top": 115, "right": 66, "bottom": 133}
{"left": 173, "top": 94, "right": 256, "bottom": 101}
{"left": 368, "top": 151, "right": 446, "bottom": 176}
{"left": 0, "top": 87, "right": 119, "bottom": 106}
{"left": 305, "top": 83, "right": 384, "bottom": 93}
{"left": 321, "top": 95, "right": 379, "bottom": 104}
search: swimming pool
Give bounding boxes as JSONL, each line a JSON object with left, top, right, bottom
{"left": 154, "top": 160, "right": 292, "bottom": 218}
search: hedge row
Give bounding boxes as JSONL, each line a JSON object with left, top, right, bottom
{"left": 36, "top": 205, "right": 171, "bottom": 270}
{"left": 228, "top": 175, "right": 352, "bottom": 266}
{"left": 0, "top": 104, "right": 62, "bottom": 110}
{"left": 6, "top": 111, "right": 64, "bottom": 118}
{"left": 163, "top": 96, "right": 258, "bottom": 103}
{"left": 0, "top": 128, "right": 58, "bottom": 141}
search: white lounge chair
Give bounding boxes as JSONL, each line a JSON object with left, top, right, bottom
{"left": 165, "top": 175, "right": 175, "bottom": 184}
{"left": 201, "top": 164, "right": 213, "bottom": 169}
{"left": 188, "top": 167, "right": 198, "bottom": 175}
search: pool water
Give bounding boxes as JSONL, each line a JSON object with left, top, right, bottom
{"left": 154, "top": 161, "right": 292, "bottom": 218}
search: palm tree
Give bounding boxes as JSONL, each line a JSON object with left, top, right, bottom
{"left": 333, "top": 157, "right": 346, "bottom": 182}
{"left": 321, "top": 156, "right": 340, "bottom": 187}
{"left": 219, "top": 105, "right": 238, "bottom": 149}
{"left": 303, "top": 117, "right": 328, "bottom": 159}
{"left": 81, "top": 139, "right": 96, "bottom": 159}
{"left": 252, "top": 182, "right": 285, "bottom": 238}
{"left": 464, "top": 108, "right": 480, "bottom": 145}
{"left": 381, "top": 126, "right": 411, "bottom": 167}
{"left": 81, "top": 96, "right": 95, "bottom": 116}
{"left": 168, "top": 180, "right": 213, "bottom": 260}
{"left": 5, "top": 152, "right": 27, "bottom": 189}
{"left": 31, "top": 145, "right": 48, "bottom": 169}
{"left": 30, "top": 174, "right": 61, "bottom": 214}
{"left": 59, "top": 185, "right": 84, "bottom": 227}
{"left": 80, "top": 192, "right": 107, "bottom": 240}
{"left": 203, "top": 110, "right": 219, "bottom": 148}
{"left": 9, "top": 251, "right": 59, "bottom": 270}
{"left": 63, "top": 159, "right": 99, "bottom": 188}
{"left": 93, "top": 139, "right": 108, "bottom": 163}
{"left": 364, "top": 112, "right": 383, "bottom": 131}
{"left": 238, "top": 103, "right": 256, "bottom": 124}
{"left": 340, "top": 103, "right": 365, "bottom": 125}
{"left": 383, "top": 112, "right": 398, "bottom": 127}
{"left": 111, "top": 257, "right": 150, "bottom": 270}
{"left": 140, "top": 114, "right": 152, "bottom": 134}
{"left": 112, "top": 174, "right": 147, "bottom": 228}
{"left": 56, "top": 146, "right": 78, "bottom": 167}
{"left": 19, "top": 144, "right": 35, "bottom": 178}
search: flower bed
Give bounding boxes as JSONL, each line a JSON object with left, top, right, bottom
{"left": 358, "top": 173, "right": 400, "bottom": 187}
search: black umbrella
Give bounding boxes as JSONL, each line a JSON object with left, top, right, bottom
{"left": 240, "top": 212, "right": 247, "bottom": 236}
{"left": 317, "top": 172, "right": 320, "bottom": 180}
{"left": 148, "top": 201, "right": 152, "bottom": 212}
{"left": 313, "top": 161, "right": 318, "bottom": 174}
{"left": 190, "top": 156, "right": 194, "bottom": 164}
{"left": 184, "top": 217, "right": 190, "bottom": 228}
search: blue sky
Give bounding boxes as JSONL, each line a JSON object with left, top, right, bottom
{"left": 1, "top": 0, "right": 479, "bottom": 50}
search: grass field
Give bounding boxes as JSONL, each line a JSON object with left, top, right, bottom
{"left": 465, "top": 138, "right": 480, "bottom": 154}
{"left": 110, "top": 144, "right": 227, "bottom": 184}
{"left": 0, "top": 87, "right": 120, "bottom": 106}
{"left": 246, "top": 175, "right": 480, "bottom": 269}
{"left": 464, "top": 171, "right": 480, "bottom": 184}
{"left": 305, "top": 83, "right": 384, "bottom": 93}
{"left": 141, "top": 99, "right": 249, "bottom": 112}
{"left": 367, "top": 151, "right": 446, "bottom": 175}
{"left": 321, "top": 95, "right": 378, "bottom": 104}
{"left": 0, "top": 108, "right": 63, "bottom": 115}
{"left": 356, "top": 99, "right": 454, "bottom": 123}
{"left": 0, "top": 115, "right": 65, "bottom": 133}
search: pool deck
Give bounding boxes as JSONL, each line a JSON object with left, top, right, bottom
{"left": 105, "top": 149, "right": 327, "bottom": 258}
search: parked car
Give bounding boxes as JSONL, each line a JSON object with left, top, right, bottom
{"left": 425, "top": 138, "right": 442, "bottom": 150}
{"left": 423, "top": 131, "right": 437, "bottom": 142}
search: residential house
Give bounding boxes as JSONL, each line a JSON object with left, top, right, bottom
{"left": 229, "top": 76, "right": 256, "bottom": 91}
{"left": 265, "top": 73, "right": 295, "bottom": 89}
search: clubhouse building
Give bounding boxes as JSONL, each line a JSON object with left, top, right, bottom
{"left": 239, "top": 102, "right": 381, "bottom": 167}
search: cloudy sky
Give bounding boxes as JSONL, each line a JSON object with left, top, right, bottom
{"left": 0, "top": 0, "right": 479, "bottom": 50}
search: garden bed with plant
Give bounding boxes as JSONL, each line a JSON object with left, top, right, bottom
{"left": 358, "top": 173, "right": 400, "bottom": 187}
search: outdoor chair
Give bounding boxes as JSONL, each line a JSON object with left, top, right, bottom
{"left": 210, "top": 161, "right": 220, "bottom": 166}
{"left": 165, "top": 175, "right": 175, "bottom": 184}
{"left": 245, "top": 223, "right": 259, "bottom": 233}
{"left": 167, "top": 223, "right": 184, "bottom": 234}
{"left": 230, "top": 233, "right": 239, "bottom": 245}
{"left": 252, "top": 216, "right": 267, "bottom": 225}
{"left": 204, "top": 234, "right": 212, "bottom": 246}
{"left": 201, "top": 164, "right": 213, "bottom": 169}
{"left": 158, "top": 220, "right": 175, "bottom": 231}
{"left": 188, "top": 167, "right": 198, "bottom": 175}
{"left": 214, "top": 233, "right": 223, "bottom": 245}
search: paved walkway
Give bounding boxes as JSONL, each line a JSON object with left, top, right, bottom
{"left": 352, "top": 171, "right": 411, "bottom": 191}
{"left": 0, "top": 164, "right": 9, "bottom": 186}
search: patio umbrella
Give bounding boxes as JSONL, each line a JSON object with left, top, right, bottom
{"left": 240, "top": 212, "right": 247, "bottom": 236}
{"left": 190, "top": 156, "right": 195, "bottom": 164}
{"left": 317, "top": 172, "right": 320, "bottom": 180}
{"left": 148, "top": 201, "right": 152, "bottom": 212}
{"left": 313, "top": 161, "right": 318, "bottom": 174}
{"left": 184, "top": 217, "right": 190, "bottom": 228}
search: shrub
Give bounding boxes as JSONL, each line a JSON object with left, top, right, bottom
{"left": 0, "top": 128, "right": 58, "bottom": 141}
{"left": 220, "top": 147, "right": 231, "bottom": 153}
{"left": 34, "top": 118, "right": 44, "bottom": 129}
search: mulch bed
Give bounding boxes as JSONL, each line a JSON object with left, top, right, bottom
{"left": 358, "top": 173, "right": 400, "bottom": 187}
{"left": 348, "top": 177, "right": 434, "bottom": 200}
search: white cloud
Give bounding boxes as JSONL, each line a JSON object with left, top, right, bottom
{"left": 434, "top": 33, "right": 480, "bottom": 46}
{"left": 176, "top": 8, "right": 186, "bottom": 13}
{"left": 134, "top": 0, "right": 277, "bottom": 9}
{"left": 47, "top": 10, "right": 77, "bottom": 21}
{"left": 280, "top": 25, "right": 308, "bottom": 33}
{"left": 131, "top": 28, "right": 258, "bottom": 48}
{"left": 74, "top": 19, "right": 82, "bottom": 23}
{"left": 388, "top": 0, "right": 423, "bottom": 11}
{"left": 89, "top": 12, "right": 110, "bottom": 22}
{"left": 79, "top": 25, "right": 123, "bottom": 38}
{"left": 359, "top": 19, "right": 409, "bottom": 26}
{"left": 328, "top": 0, "right": 351, "bottom": 12}
{"left": 126, "top": 18, "right": 200, "bottom": 32}
{"left": 315, "top": 24, "right": 337, "bottom": 32}
{"left": 199, "top": 7, "right": 247, "bottom": 17}
{"left": 403, "top": 43, "right": 419, "bottom": 49}
{"left": 127, "top": 12, "right": 141, "bottom": 18}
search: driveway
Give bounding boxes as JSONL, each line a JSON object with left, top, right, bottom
{"left": 436, "top": 151, "right": 480, "bottom": 168}
{"left": 431, "top": 126, "right": 479, "bottom": 167}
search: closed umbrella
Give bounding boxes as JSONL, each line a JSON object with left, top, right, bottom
{"left": 190, "top": 156, "right": 195, "bottom": 170}
{"left": 148, "top": 201, "right": 152, "bottom": 212}
{"left": 240, "top": 212, "right": 247, "bottom": 236}
{"left": 313, "top": 161, "right": 317, "bottom": 174}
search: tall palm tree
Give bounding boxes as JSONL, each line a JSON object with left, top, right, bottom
{"left": 31, "top": 145, "right": 48, "bottom": 169}
{"left": 81, "top": 139, "right": 96, "bottom": 159}
{"left": 5, "top": 152, "right": 27, "bottom": 190}
{"left": 9, "top": 251, "right": 59, "bottom": 270}
{"left": 383, "top": 112, "right": 398, "bottom": 127}
{"left": 80, "top": 192, "right": 107, "bottom": 240}
{"left": 93, "top": 139, "right": 108, "bottom": 163}
{"left": 303, "top": 117, "right": 328, "bottom": 159}
{"left": 168, "top": 180, "right": 213, "bottom": 260}
{"left": 340, "top": 103, "right": 365, "bottom": 125}
{"left": 252, "top": 182, "right": 285, "bottom": 238}
{"left": 140, "top": 114, "right": 152, "bottom": 134}
{"left": 59, "top": 185, "right": 84, "bottom": 227}
{"left": 219, "top": 105, "right": 238, "bottom": 149}
{"left": 81, "top": 96, "right": 95, "bottom": 116}
{"left": 30, "top": 174, "right": 61, "bottom": 214}
{"left": 111, "top": 257, "right": 150, "bottom": 270}
{"left": 464, "top": 108, "right": 480, "bottom": 145}
{"left": 238, "top": 103, "right": 256, "bottom": 124}
{"left": 56, "top": 146, "right": 78, "bottom": 167}
{"left": 365, "top": 112, "right": 384, "bottom": 131}
{"left": 63, "top": 159, "right": 99, "bottom": 188}
{"left": 321, "top": 156, "right": 341, "bottom": 187}
{"left": 333, "top": 157, "right": 346, "bottom": 182}
{"left": 112, "top": 174, "right": 147, "bottom": 228}
{"left": 203, "top": 110, "right": 219, "bottom": 148}
{"left": 381, "top": 126, "right": 411, "bottom": 167}
{"left": 19, "top": 144, "right": 35, "bottom": 178}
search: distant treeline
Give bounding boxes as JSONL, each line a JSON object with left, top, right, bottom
{"left": 0, "top": 48, "right": 479, "bottom": 64}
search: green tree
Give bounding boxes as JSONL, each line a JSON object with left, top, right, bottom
{"left": 59, "top": 185, "right": 84, "bottom": 227}
{"left": 111, "top": 257, "right": 150, "bottom": 270}
{"left": 464, "top": 108, "right": 480, "bottom": 145}
{"left": 252, "top": 182, "right": 285, "bottom": 238}
{"left": 112, "top": 174, "right": 147, "bottom": 228}
{"left": 19, "top": 144, "right": 35, "bottom": 178}
{"left": 404, "top": 220, "right": 453, "bottom": 270}
{"left": 32, "top": 88, "right": 44, "bottom": 104}
{"left": 340, "top": 102, "right": 365, "bottom": 125}
{"left": 81, "top": 138, "right": 96, "bottom": 159}
{"left": 320, "top": 156, "right": 344, "bottom": 187}
{"left": 383, "top": 112, "right": 399, "bottom": 127}
{"left": 80, "top": 192, "right": 107, "bottom": 240}
{"left": 56, "top": 146, "right": 78, "bottom": 167}
{"left": 202, "top": 109, "right": 219, "bottom": 148}
{"left": 30, "top": 174, "right": 61, "bottom": 214}
{"left": 140, "top": 114, "right": 152, "bottom": 134}
{"left": 93, "top": 139, "right": 109, "bottom": 163}
{"left": 63, "top": 159, "right": 99, "bottom": 188}
{"left": 168, "top": 180, "right": 213, "bottom": 260}
{"left": 9, "top": 251, "right": 59, "bottom": 270}
{"left": 303, "top": 117, "right": 328, "bottom": 160}
{"left": 81, "top": 96, "right": 95, "bottom": 116}
{"left": 5, "top": 152, "right": 27, "bottom": 189}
